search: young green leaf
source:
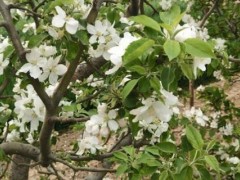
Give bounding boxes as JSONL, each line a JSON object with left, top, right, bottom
{"left": 184, "top": 38, "right": 216, "bottom": 58}
{"left": 121, "top": 79, "right": 139, "bottom": 100}
{"left": 179, "top": 62, "right": 194, "bottom": 80}
{"left": 161, "top": 66, "right": 175, "bottom": 91}
{"left": 158, "top": 142, "right": 177, "bottom": 153}
{"left": 186, "top": 125, "right": 204, "bottom": 150}
{"left": 130, "top": 15, "right": 161, "bottom": 32}
{"left": 123, "top": 38, "right": 155, "bottom": 66}
{"left": 159, "top": 170, "right": 168, "bottom": 180}
{"left": 204, "top": 155, "right": 220, "bottom": 173}
{"left": 163, "top": 40, "right": 181, "bottom": 60}
{"left": 113, "top": 151, "right": 129, "bottom": 162}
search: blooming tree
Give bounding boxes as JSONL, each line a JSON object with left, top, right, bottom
{"left": 0, "top": 0, "right": 240, "bottom": 179}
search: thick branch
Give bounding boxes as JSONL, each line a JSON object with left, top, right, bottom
{"left": 52, "top": 45, "right": 84, "bottom": 106}
{"left": 87, "top": 0, "right": 105, "bottom": 24}
{"left": 75, "top": 57, "right": 106, "bottom": 81}
{"left": 0, "top": 142, "right": 40, "bottom": 161}
{"left": 127, "top": 0, "right": 139, "bottom": 16}
{"left": 0, "top": 0, "right": 52, "bottom": 110}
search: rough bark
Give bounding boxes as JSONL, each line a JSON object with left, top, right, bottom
{"left": 9, "top": 155, "right": 31, "bottom": 180}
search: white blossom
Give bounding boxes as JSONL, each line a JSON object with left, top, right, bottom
{"left": 39, "top": 56, "right": 67, "bottom": 85}
{"left": 193, "top": 57, "right": 211, "bottom": 78}
{"left": 18, "top": 48, "right": 47, "bottom": 79}
{"left": 220, "top": 123, "right": 233, "bottom": 136}
{"left": 22, "top": 22, "right": 36, "bottom": 34}
{"left": 227, "top": 157, "right": 240, "bottom": 164}
{"left": 0, "top": 53, "right": 9, "bottom": 75}
{"left": 159, "top": 0, "right": 173, "bottom": 10}
{"left": 76, "top": 135, "right": 103, "bottom": 155}
{"left": 52, "top": 6, "right": 79, "bottom": 34}
{"left": 214, "top": 38, "right": 226, "bottom": 51}
{"left": 174, "top": 24, "right": 197, "bottom": 42}
{"left": 106, "top": 32, "right": 138, "bottom": 74}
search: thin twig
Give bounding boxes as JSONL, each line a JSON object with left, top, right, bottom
{"left": 50, "top": 163, "right": 65, "bottom": 180}
{"left": 8, "top": 4, "right": 42, "bottom": 17}
{"left": 143, "top": 0, "right": 158, "bottom": 15}
{"left": 77, "top": 88, "right": 103, "bottom": 103}
{"left": 49, "top": 116, "right": 89, "bottom": 123}
{"left": 51, "top": 156, "right": 116, "bottom": 172}
{"left": 0, "top": 161, "right": 9, "bottom": 179}
{"left": 199, "top": 0, "right": 219, "bottom": 28}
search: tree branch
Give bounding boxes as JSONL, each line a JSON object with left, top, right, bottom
{"left": 0, "top": 142, "right": 40, "bottom": 161}
{"left": 75, "top": 57, "right": 106, "bottom": 81}
{"left": 51, "top": 156, "right": 116, "bottom": 172}
{"left": 52, "top": 44, "right": 85, "bottom": 106}
{"left": 199, "top": 0, "right": 219, "bottom": 28}
{"left": 87, "top": 0, "right": 105, "bottom": 24}
{"left": 49, "top": 116, "right": 89, "bottom": 123}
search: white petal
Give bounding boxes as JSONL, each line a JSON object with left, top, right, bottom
{"left": 52, "top": 15, "right": 65, "bottom": 28}
{"left": 38, "top": 71, "right": 49, "bottom": 82}
{"left": 49, "top": 72, "right": 58, "bottom": 85}
{"left": 30, "top": 66, "right": 42, "bottom": 79}
{"left": 18, "top": 63, "right": 32, "bottom": 73}
{"left": 66, "top": 18, "right": 79, "bottom": 34}
{"left": 105, "top": 63, "right": 122, "bottom": 75}
{"left": 108, "top": 120, "right": 119, "bottom": 131}
{"left": 87, "top": 24, "right": 96, "bottom": 34}
{"left": 54, "top": 64, "right": 67, "bottom": 75}
{"left": 55, "top": 6, "right": 66, "bottom": 17}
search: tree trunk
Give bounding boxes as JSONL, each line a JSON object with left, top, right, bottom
{"left": 9, "top": 155, "right": 30, "bottom": 180}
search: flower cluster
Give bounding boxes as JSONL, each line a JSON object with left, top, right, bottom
{"left": 52, "top": 6, "right": 79, "bottom": 34}
{"left": 77, "top": 103, "right": 121, "bottom": 155}
{"left": 130, "top": 89, "right": 179, "bottom": 144}
{"left": 18, "top": 44, "right": 67, "bottom": 85}
{"left": 184, "top": 107, "right": 209, "bottom": 127}
{"left": 159, "top": 0, "right": 175, "bottom": 10}
{"left": 87, "top": 19, "right": 120, "bottom": 60}
{"left": 106, "top": 32, "right": 138, "bottom": 74}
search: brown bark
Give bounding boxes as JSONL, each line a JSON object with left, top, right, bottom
{"left": 9, "top": 155, "right": 31, "bottom": 180}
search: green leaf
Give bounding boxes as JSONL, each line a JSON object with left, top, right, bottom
{"left": 124, "top": 38, "right": 155, "bottom": 65}
{"left": 159, "top": 170, "right": 168, "bottom": 180}
{"left": 127, "top": 65, "right": 146, "bottom": 75}
{"left": 204, "top": 155, "right": 220, "bottom": 173}
{"left": 179, "top": 62, "right": 194, "bottom": 80}
{"left": 145, "top": 146, "right": 160, "bottom": 156}
{"left": 184, "top": 38, "right": 216, "bottom": 58}
{"left": 197, "top": 166, "right": 213, "bottom": 180}
{"left": 116, "top": 164, "right": 128, "bottom": 176}
{"left": 28, "top": 34, "right": 48, "bottom": 48}
{"left": 163, "top": 40, "right": 181, "bottom": 60}
{"left": 123, "top": 146, "right": 135, "bottom": 157}
{"left": 113, "top": 151, "right": 129, "bottom": 162}
{"left": 161, "top": 67, "right": 175, "bottom": 91}
{"left": 130, "top": 15, "right": 161, "bottom": 32}
{"left": 47, "top": 0, "right": 74, "bottom": 12}
{"left": 150, "top": 76, "right": 161, "bottom": 92}
{"left": 75, "top": 30, "right": 89, "bottom": 45}
{"left": 186, "top": 125, "right": 204, "bottom": 150}
{"left": 158, "top": 142, "right": 177, "bottom": 153}
{"left": 160, "top": 5, "right": 181, "bottom": 25}
{"left": 121, "top": 79, "right": 139, "bottom": 100}
{"left": 178, "top": 166, "right": 193, "bottom": 180}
